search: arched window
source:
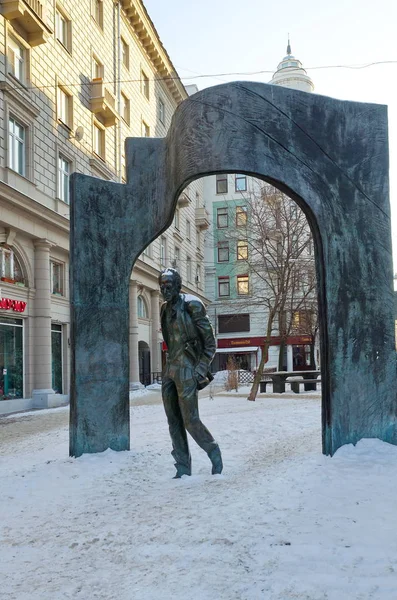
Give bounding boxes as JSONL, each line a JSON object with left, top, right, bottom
{"left": 137, "top": 295, "right": 148, "bottom": 319}
{"left": 0, "top": 245, "right": 26, "bottom": 285}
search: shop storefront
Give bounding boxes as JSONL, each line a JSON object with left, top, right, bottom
{"left": 0, "top": 316, "right": 24, "bottom": 400}
{"left": 215, "top": 335, "right": 316, "bottom": 372}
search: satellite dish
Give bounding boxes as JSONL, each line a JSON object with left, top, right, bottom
{"left": 74, "top": 126, "right": 84, "bottom": 141}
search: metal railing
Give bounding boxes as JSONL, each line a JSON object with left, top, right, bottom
{"left": 24, "top": 0, "right": 43, "bottom": 18}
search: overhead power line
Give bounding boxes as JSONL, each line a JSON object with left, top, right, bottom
{"left": 24, "top": 60, "right": 397, "bottom": 92}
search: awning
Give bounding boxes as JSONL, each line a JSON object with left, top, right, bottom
{"left": 216, "top": 346, "right": 259, "bottom": 354}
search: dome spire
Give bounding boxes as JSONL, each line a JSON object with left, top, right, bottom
{"left": 287, "top": 34, "right": 291, "bottom": 56}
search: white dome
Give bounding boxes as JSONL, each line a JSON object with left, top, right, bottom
{"left": 270, "top": 41, "right": 314, "bottom": 93}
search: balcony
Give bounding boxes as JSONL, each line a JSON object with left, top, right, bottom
{"left": 195, "top": 207, "right": 210, "bottom": 230}
{"left": 90, "top": 78, "right": 118, "bottom": 127}
{"left": 177, "top": 192, "right": 190, "bottom": 208}
{"left": 0, "top": 0, "right": 52, "bottom": 46}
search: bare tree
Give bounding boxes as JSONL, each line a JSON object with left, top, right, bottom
{"left": 216, "top": 182, "right": 318, "bottom": 400}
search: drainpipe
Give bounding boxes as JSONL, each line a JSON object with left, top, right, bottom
{"left": 117, "top": 0, "right": 122, "bottom": 183}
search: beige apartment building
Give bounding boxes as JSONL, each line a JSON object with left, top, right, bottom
{"left": 0, "top": 0, "right": 209, "bottom": 414}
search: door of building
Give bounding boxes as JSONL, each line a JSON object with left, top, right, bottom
{"left": 51, "top": 323, "right": 63, "bottom": 393}
{"left": 138, "top": 341, "right": 151, "bottom": 386}
{"left": 0, "top": 316, "right": 23, "bottom": 400}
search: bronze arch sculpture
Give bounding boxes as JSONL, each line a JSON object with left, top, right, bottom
{"left": 69, "top": 81, "right": 397, "bottom": 458}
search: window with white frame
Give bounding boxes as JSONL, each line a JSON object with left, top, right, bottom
{"left": 196, "top": 228, "right": 201, "bottom": 249}
{"left": 0, "top": 246, "right": 25, "bottom": 284}
{"left": 51, "top": 261, "right": 64, "bottom": 295}
{"left": 57, "top": 86, "right": 72, "bottom": 129}
{"left": 196, "top": 264, "right": 201, "bottom": 286}
{"left": 92, "top": 55, "right": 103, "bottom": 79}
{"left": 93, "top": 121, "right": 105, "bottom": 158}
{"left": 173, "top": 246, "right": 180, "bottom": 268}
{"left": 55, "top": 8, "right": 71, "bottom": 51}
{"left": 58, "top": 154, "right": 71, "bottom": 204}
{"left": 7, "top": 36, "right": 26, "bottom": 83}
{"left": 137, "top": 296, "right": 148, "bottom": 319}
{"left": 121, "top": 92, "right": 130, "bottom": 124}
{"left": 121, "top": 37, "right": 129, "bottom": 70}
{"left": 186, "top": 220, "right": 191, "bottom": 240}
{"left": 236, "top": 205, "right": 248, "bottom": 227}
{"left": 160, "top": 237, "right": 166, "bottom": 266}
{"left": 141, "top": 71, "right": 149, "bottom": 99}
{"left": 174, "top": 207, "right": 180, "bottom": 230}
{"left": 8, "top": 117, "right": 25, "bottom": 176}
{"left": 159, "top": 98, "right": 165, "bottom": 124}
{"left": 186, "top": 256, "right": 192, "bottom": 282}
{"left": 93, "top": 0, "right": 103, "bottom": 29}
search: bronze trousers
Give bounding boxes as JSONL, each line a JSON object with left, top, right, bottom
{"left": 162, "top": 364, "right": 218, "bottom": 475}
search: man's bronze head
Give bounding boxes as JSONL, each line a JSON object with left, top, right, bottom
{"left": 159, "top": 268, "right": 182, "bottom": 302}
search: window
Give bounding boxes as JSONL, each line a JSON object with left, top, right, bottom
{"left": 196, "top": 264, "right": 201, "bottom": 286}
{"left": 7, "top": 36, "right": 26, "bottom": 83}
{"left": 58, "top": 154, "right": 71, "bottom": 204}
{"left": 174, "top": 207, "right": 180, "bottom": 230}
{"left": 93, "top": 121, "right": 105, "bottom": 159}
{"left": 137, "top": 296, "right": 148, "bottom": 319}
{"left": 195, "top": 191, "right": 200, "bottom": 208}
{"left": 92, "top": 55, "right": 104, "bottom": 79}
{"left": 186, "top": 256, "right": 192, "bottom": 282}
{"left": 121, "top": 92, "right": 130, "bottom": 124}
{"left": 159, "top": 98, "right": 165, "bottom": 124}
{"left": 51, "top": 261, "right": 64, "bottom": 295}
{"left": 186, "top": 220, "right": 191, "bottom": 240}
{"left": 0, "top": 246, "right": 25, "bottom": 284}
{"left": 218, "top": 277, "right": 230, "bottom": 297}
{"left": 57, "top": 86, "right": 72, "bottom": 129}
{"left": 55, "top": 8, "right": 71, "bottom": 51}
{"left": 216, "top": 174, "right": 228, "bottom": 194}
{"left": 217, "top": 207, "right": 228, "bottom": 229}
{"left": 121, "top": 154, "right": 126, "bottom": 182}
{"left": 236, "top": 205, "right": 248, "bottom": 227}
{"left": 121, "top": 38, "right": 129, "bottom": 70}
{"left": 196, "top": 229, "right": 201, "bottom": 249}
{"left": 217, "top": 241, "right": 229, "bottom": 263}
{"left": 237, "top": 274, "right": 249, "bottom": 295}
{"left": 8, "top": 117, "right": 25, "bottom": 176}
{"left": 93, "top": 0, "right": 103, "bottom": 29}
{"left": 218, "top": 314, "right": 250, "bottom": 334}
{"left": 142, "top": 121, "right": 150, "bottom": 137}
{"left": 142, "top": 71, "right": 149, "bottom": 99}
{"left": 160, "top": 236, "right": 166, "bottom": 266}
{"left": 235, "top": 174, "right": 247, "bottom": 192}
{"left": 173, "top": 246, "right": 180, "bottom": 268}
{"left": 237, "top": 240, "right": 248, "bottom": 260}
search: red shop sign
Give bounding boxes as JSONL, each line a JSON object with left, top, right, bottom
{"left": 0, "top": 297, "right": 27, "bottom": 313}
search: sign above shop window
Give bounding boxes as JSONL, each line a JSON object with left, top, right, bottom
{"left": 0, "top": 297, "right": 26, "bottom": 312}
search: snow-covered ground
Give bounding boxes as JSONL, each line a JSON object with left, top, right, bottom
{"left": 1, "top": 392, "right": 397, "bottom": 599}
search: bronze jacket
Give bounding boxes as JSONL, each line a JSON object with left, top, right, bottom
{"left": 160, "top": 293, "right": 216, "bottom": 387}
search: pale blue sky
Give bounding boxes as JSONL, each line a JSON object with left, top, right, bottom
{"left": 144, "top": 0, "right": 397, "bottom": 269}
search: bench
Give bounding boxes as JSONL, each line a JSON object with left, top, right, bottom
{"left": 290, "top": 378, "right": 321, "bottom": 394}
{"left": 259, "top": 380, "right": 272, "bottom": 393}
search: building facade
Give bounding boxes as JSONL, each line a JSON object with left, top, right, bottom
{"left": 0, "top": 0, "right": 209, "bottom": 414}
{"left": 203, "top": 43, "right": 317, "bottom": 373}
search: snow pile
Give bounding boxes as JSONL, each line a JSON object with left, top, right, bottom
{"left": 1, "top": 395, "right": 397, "bottom": 599}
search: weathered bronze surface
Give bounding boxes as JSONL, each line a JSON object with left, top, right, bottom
{"left": 159, "top": 269, "right": 222, "bottom": 477}
{"left": 70, "top": 81, "right": 397, "bottom": 458}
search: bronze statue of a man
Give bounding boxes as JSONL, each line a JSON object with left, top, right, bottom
{"left": 159, "top": 268, "right": 223, "bottom": 478}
